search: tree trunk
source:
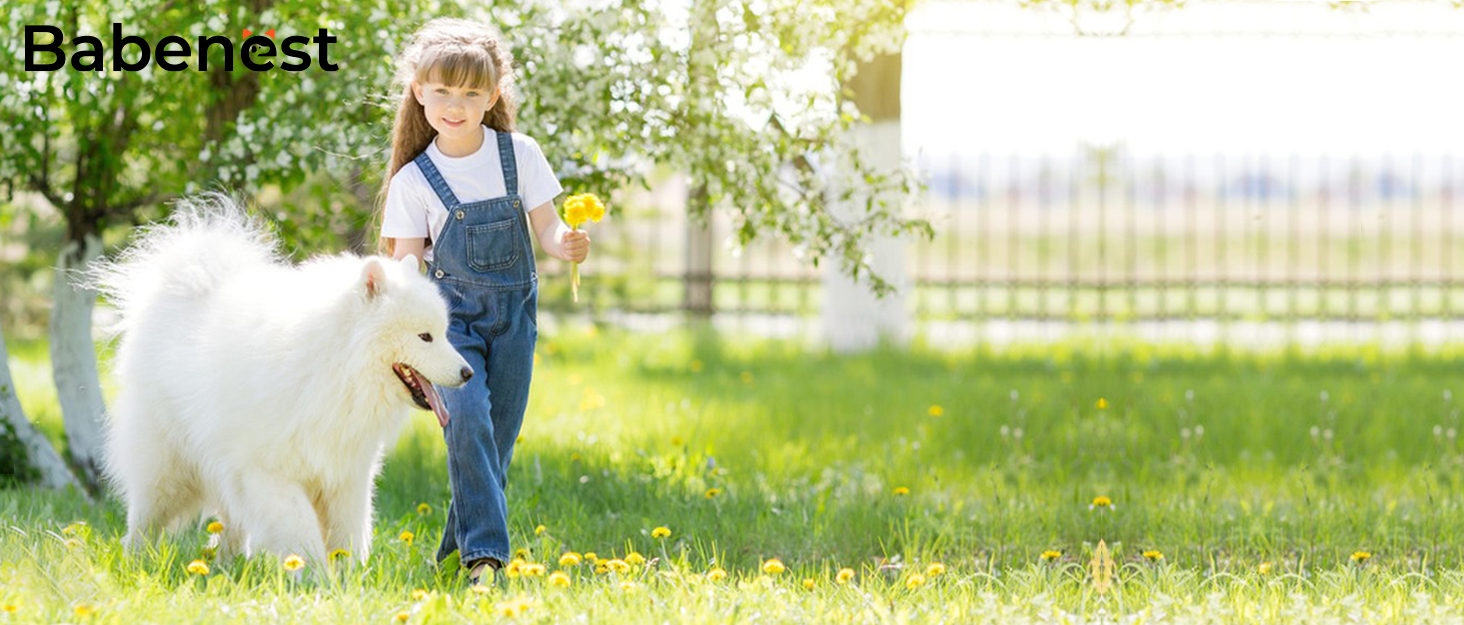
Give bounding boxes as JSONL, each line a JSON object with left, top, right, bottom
{"left": 822, "top": 52, "right": 908, "bottom": 353}
{"left": 0, "top": 326, "right": 83, "bottom": 491}
{"left": 50, "top": 233, "right": 107, "bottom": 492}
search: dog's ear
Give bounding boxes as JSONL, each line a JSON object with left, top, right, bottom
{"left": 361, "top": 258, "right": 387, "bottom": 299}
{"left": 400, "top": 254, "right": 420, "bottom": 273}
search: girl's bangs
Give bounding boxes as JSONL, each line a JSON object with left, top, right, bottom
{"left": 416, "top": 46, "right": 496, "bottom": 89}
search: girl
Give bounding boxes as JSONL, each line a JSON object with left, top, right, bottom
{"left": 377, "top": 17, "right": 590, "bottom": 584}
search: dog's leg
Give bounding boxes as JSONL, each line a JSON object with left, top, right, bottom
{"left": 223, "top": 471, "right": 328, "bottom": 566}
{"left": 320, "top": 476, "right": 375, "bottom": 565}
{"left": 114, "top": 405, "right": 196, "bottom": 553}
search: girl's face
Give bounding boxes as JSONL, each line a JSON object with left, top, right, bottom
{"left": 412, "top": 78, "right": 499, "bottom": 142}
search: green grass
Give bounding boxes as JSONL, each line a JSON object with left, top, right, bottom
{"left": 6, "top": 327, "right": 1464, "bottom": 623}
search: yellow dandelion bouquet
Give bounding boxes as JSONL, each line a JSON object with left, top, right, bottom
{"left": 562, "top": 193, "right": 606, "bottom": 302}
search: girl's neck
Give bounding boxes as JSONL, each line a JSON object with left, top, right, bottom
{"left": 434, "top": 125, "right": 485, "bottom": 158}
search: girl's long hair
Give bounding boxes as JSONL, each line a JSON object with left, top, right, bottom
{"left": 375, "top": 18, "right": 518, "bottom": 255}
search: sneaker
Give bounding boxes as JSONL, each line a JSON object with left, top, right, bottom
{"left": 468, "top": 558, "right": 502, "bottom": 586}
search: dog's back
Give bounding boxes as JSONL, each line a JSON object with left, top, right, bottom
{"left": 90, "top": 194, "right": 279, "bottom": 335}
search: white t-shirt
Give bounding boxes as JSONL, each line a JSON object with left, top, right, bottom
{"left": 381, "top": 125, "right": 563, "bottom": 262}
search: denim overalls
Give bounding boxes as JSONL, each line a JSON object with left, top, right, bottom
{"left": 414, "top": 129, "right": 537, "bottom": 568}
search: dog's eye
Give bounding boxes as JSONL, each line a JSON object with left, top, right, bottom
{"left": 418, "top": 333, "right": 433, "bottom": 343}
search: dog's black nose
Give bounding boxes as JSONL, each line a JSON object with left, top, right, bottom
{"left": 460, "top": 366, "right": 474, "bottom": 382}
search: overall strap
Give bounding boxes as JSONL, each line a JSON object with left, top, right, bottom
{"left": 413, "top": 151, "right": 460, "bottom": 208}
{"left": 495, "top": 130, "right": 519, "bottom": 197}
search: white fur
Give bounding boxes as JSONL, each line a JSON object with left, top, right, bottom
{"left": 91, "top": 194, "right": 469, "bottom": 566}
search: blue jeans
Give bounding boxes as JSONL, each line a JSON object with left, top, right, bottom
{"left": 433, "top": 280, "right": 537, "bottom": 567}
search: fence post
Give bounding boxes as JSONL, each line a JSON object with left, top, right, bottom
{"left": 684, "top": 184, "right": 714, "bottom": 316}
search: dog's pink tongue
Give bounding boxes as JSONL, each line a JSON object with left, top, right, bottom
{"left": 415, "top": 371, "right": 450, "bottom": 428}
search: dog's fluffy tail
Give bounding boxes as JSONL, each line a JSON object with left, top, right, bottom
{"left": 88, "top": 193, "right": 280, "bottom": 333}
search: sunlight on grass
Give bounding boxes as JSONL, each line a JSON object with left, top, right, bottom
{"left": 6, "top": 327, "right": 1464, "bottom": 623}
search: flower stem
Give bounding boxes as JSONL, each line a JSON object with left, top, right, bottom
{"left": 570, "top": 225, "right": 581, "bottom": 303}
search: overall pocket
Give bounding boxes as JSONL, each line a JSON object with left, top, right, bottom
{"left": 465, "top": 218, "right": 521, "bottom": 272}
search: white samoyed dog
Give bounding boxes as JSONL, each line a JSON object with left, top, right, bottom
{"left": 90, "top": 194, "right": 470, "bottom": 566}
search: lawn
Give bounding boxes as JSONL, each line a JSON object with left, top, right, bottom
{"left": 4, "top": 326, "right": 1464, "bottom": 623}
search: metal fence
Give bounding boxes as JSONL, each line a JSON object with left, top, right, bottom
{"left": 539, "top": 149, "right": 1464, "bottom": 345}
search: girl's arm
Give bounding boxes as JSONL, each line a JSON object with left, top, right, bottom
{"left": 527, "top": 202, "right": 590, "bottom": 263}
{"left": 390, "top": 237, "right": 427, "bottom": 267}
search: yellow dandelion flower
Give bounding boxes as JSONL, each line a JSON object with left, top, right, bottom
{"left": 394, "top": 612, "right": 410, "bottom": 623}
{"left": 470, "top": 584, "right": 490, "bottom": 594}
{"left": 584, "top": 552, "right": 598, "bottom": 562}
{"left": 330, "top": 548, "right": 351, "bottom": 561}
{"left": 670, "top": 436, "right": 684, "bottom": 446}
{"left": 762, "top": 558, "right": 786, "bottom": 574}
{"left": 562, "top": 193, "right": 606, "bottom": 228}
{"left": 186, "top": 559, "right": 210, "bottom": 576}
{"left": 594, "top": 562, "right": 610, "bottom": 575}
{"left": 836, "top": 568, "right": 855, "bottom": 584}
{"left": 534, "top": 524, "right": 547, "bottom": 536}
{"left": 399, "top": 530, "right": 414, "bottom": 546}
{"left": 893, "top": 487, "right": 910, "bottom": 496}
{"left": 607, "top": 559, "right": 630, "bottom": 574}
{"left": 1143, "top": 550, "right": 1164, "bottom": 562}
{"left": 707, "top": 568, "right": 727, "bottom": 581}
{"left": 1351, "top": 551, "right": 1372, "bottom": 563}
{"left": 619, "top": 580, "right": 638, "bottom": 593}
{"left": 1258, "top": 562, "right": 1273, "bottom": 575}
{"left": 625, "top": 552, "right": 646, "bottom": 566}
{"left": 411, "top": 589, "right": 429, "bottom": 601}
{"left": 1096, "top": 397, "right": 1109, "bottom": 410}
{"left": 548, "top": 571, "right": 571, "bottom": 588}
{"left": 925, "top": 563, "right": 946, "bottom": 577}
{"left": 1041, "top": 550, "right": 1062, "bottom": 562}
{"left": 740, "top": 371, "right": 754, "bottom": 384}
{"left": 1090, "top": 496, "right": 1113, "bottom": 510}
{"left": 505, "top": 559, "right": 525, "bottom": 578}
{"left": 906, "top": 573, "right": 925, "bottom": 589}
{"left": 416, "top": 503, "right": 432, "bottom": 516}
{"left": 802, "top": 578, "right": 816, "bottom": 590}
{"left": 283, "top": 554, "right": 305, "bottom": 572}
{"left": 61, "top": 522, "right": 86, "bottom": 537}
{"left": 207, "top": 521, "right": 224, "bottom": 534}
{"left": 705, "top": 488, "right": 721, "bottom": 499}
{"left": 690, "top": 360, "right": 704, "bottom": 372}
{"left": 522, "top": 563, "right": 546, "bottom": 577}
{"left": 928, "top": 405, "right": 944, "bottom": 417}
{"left": 515, "top": 548, "right": 530, "bottom": 559}
{"left": 651, "top": 526, "right": 672, "bottom": 539}
{"left": 559, "top": 552, "right": 582, "bottom": 566}
{"left": 74, "top": 604, "right": 95, "bottom": 618}
{"left": 492, "top": 598, "right": 532, "bottom": 617}
{"left": 1, "top": 604, "right": 17, "bottom": 614}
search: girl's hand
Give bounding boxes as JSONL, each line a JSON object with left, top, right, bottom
{"left": 562, "top": 230, "right": 591, "bottom": 263}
